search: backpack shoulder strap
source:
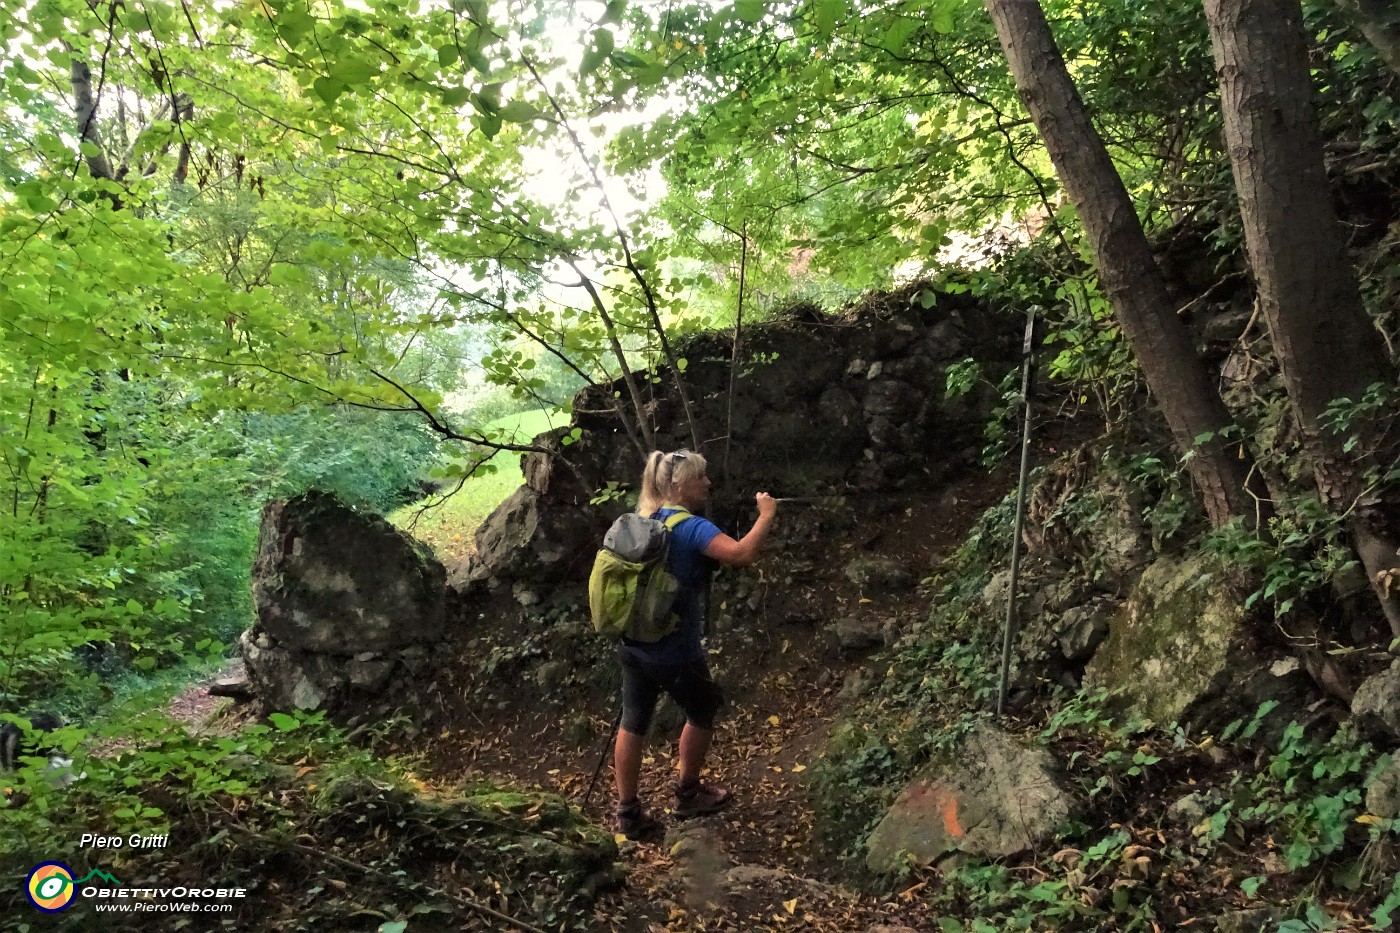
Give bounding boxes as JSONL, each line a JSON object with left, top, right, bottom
{"left": 660, "top": 507, "right": 694, "bottom": 530}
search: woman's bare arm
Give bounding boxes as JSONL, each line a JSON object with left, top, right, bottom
{"left": 703, "top": 493, "right": 778, "bottom": 567}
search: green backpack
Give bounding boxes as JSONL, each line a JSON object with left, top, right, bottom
{"left": 588, "top": 508, "right": 694, "bottom": 642}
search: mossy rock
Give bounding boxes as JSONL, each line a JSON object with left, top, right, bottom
{"left": 1084, "top": 554, "right": 1248, "bottom": 725}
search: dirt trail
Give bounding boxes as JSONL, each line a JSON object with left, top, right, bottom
{"left": 166, "top": 660, "right": 245, "bottom": 729}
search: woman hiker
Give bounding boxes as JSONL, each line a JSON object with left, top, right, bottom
{"left": 614, "top": 448, "right": 780, "bottom": 840}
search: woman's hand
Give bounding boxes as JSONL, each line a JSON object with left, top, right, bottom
{"left": 755, "top": 492, "right": 778, "bottom": 519}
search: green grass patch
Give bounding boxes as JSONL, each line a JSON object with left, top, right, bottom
{"left": 390, "top": 408, "right": 565, "bottom": 565}
{"left": 484, "top": 407, "right": 562, "bottom": 444}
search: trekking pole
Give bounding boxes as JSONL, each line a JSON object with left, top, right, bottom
{"left": 581, "top": 705, "right": 622, "bottom": 809}
{"left": 997, "top": 306, "right": 1041, "bottom": 718}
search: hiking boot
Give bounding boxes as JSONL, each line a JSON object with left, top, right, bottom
{"left": 673, "top": 779, "right": 732, "bottom": 818}
{"left": 616, "top": 799, "right": 663, "bottom": 841}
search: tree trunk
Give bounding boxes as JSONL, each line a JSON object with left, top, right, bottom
{"left": 984, "top": 0, "right": 1268, "bottom": 529}
{"left": 723, "top": 225, "right": 748, "bottom": 485}
{"left": 571, "top": 262, "right": 657, "bottom": 456}
{"left": 1332, "top": 0, "right": 1400, "bottom": 78}
{"left": 68, "top": 51, "right": 116, "bottom": 185}
{"left": 1205, "top": 0, "right": 1400, "bottom": 636}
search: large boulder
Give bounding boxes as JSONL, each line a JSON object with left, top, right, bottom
{"left": 1082, "top": 555, "right": 1314, "bottom": 736}
{"left": 466, "top": 485, "right": 606, "bottom": 588}
{"left": 252, "top": 490, "right": 445, "bottom": 652}
{"left": 864, "top": 726, "right": 1079, "bottom": 873}
{"left": 243, "top": 491, "right": 448, "bottom": 716}
{"left": 462, "top": 283, "right": 1021, "bottom": 592}
{"left": 1084, "top": 555, "right": 1247, "bottom": 725}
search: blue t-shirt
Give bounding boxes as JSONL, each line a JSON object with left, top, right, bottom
{"left": 619, "top": 508, "right": 722, "bottom": 665}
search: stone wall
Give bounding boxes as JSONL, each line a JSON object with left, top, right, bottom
{"left": 466, "top": 284, "right": 1021, "bottom": 592}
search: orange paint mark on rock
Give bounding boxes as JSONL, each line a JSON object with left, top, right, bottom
{"left": 940, "top": 790, "right": 965, "bottom": 838}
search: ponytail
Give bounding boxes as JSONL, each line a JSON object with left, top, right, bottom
{"left": 637, "top": 451, "right": 667, "bottom": 516}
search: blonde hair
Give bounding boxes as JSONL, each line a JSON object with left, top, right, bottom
{"left": 637, "top": 449, "right": 708, "bottom": 516}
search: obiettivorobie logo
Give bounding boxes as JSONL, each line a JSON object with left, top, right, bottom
{"left": 26, "top": 862, "right": 121, "bottom": 913}
{"left": 24, "top": 861, "right": 248, "bottom": 914}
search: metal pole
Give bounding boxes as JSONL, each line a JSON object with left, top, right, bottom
{"left": 997, "top": 306, "right": 1039, "bottom": 717}
{"left": 581, "top": 705, "right": 622, "bottom": 809}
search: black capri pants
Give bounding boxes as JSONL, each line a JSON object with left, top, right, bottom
{"left": 619, "top": 652, "right": 724, "bottom": 735}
